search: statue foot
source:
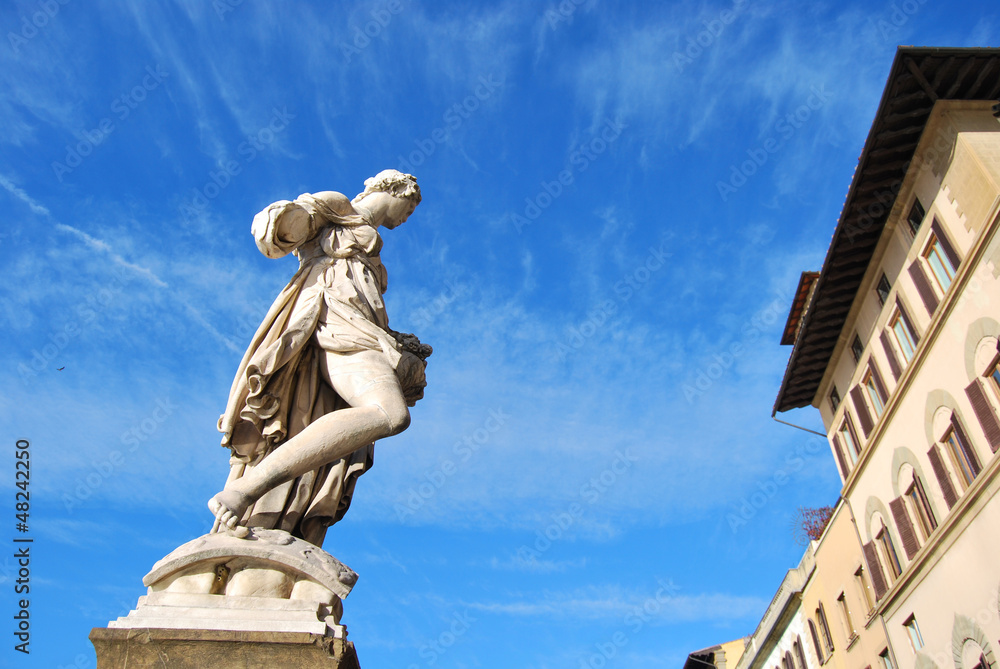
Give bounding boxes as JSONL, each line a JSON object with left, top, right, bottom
{"left": 209, "top": 489, "right": 253, "bottom": 538}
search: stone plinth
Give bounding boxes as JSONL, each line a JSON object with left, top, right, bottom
{"left": 89, "top": 628, "right": 360, "bottom": 668}
{"left": 93, "top": 529, "right": 362, "bottom": 667}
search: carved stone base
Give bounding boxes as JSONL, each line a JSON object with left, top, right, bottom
{"left": 89, "top": 627, "right": 361, "bottom": 669}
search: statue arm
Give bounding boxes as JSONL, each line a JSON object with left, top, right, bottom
{"left": 251, "top": 199, "right": 322, "bottom": 259}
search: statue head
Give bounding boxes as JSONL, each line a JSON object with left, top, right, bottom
{"left": 352, "top": 169, "right": 421, "bottom": 205}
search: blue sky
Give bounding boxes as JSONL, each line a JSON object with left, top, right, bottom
{"left": 0, "top": 0, "right": 996, "bottom": 667}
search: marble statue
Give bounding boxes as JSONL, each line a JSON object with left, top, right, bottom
{"left": 208, "top": 169, "right": 431, "bottom": 546}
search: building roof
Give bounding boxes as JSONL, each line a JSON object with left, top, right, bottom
{"left": 780, "top": 272, "right": 820, "bottom": 346}
{"left": 773, "top": 46, "right": 1000, "bottom": 414}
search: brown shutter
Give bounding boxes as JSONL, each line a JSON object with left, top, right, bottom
{"left": 931, "top": 218, "right": 961, "bottom": 269}
{"left": 889, "top": 497, "right": 919, "bottom": 560}
{"left": 897, "top": 298, "right": 920, "bottom": 345}
{"left": 881, "top": 331, "right": 902, "bottom": 381}
{"left": 870, "top": 359, "right": 889, "bottom": 404}
{"left": 851, "top": 386, "right": 874, "bottom": 437}
{"left": 909, "top": 262, "right": 939, "bottom": 315}
{"left": 832, "top": 435, "right": 850, "bottom": 478}
{"left": 863, "top": 541, "right": 888, "bottom": 599}
{"left": 951, "top": 415, "right": 981, "bottom": 477}
{"left": 927, "top": 445, "right": 958, "bottom": 509}
{"left": 965, "top": 380, "right": 1000, "bottom": 453}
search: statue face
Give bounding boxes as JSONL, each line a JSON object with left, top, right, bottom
{"left": 381, "top": 194, "right": 418, "bottom": 229}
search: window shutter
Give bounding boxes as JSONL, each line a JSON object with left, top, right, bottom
{"left": 870, "top": 359, "right": 888, "bottom": 403}
{"left": 908, "top": 262, "right": 939, "bottom": 315}
{"left": 951, "top": 415, "right": 981, "bottom": 477}
{"left": 889, "top": 497, "right": 919, "bottom": 560}
{"left": 862, "top": 541, "right": 888, "bottom": 599}
{"left": 832, "top": 435, "right": 850, "bottom": 478}
{"left": 880, "top": 331, "right": 902, "bottom": 381}
{"left": 897, "top": 298, "right": 920, "bottom": 345}
{"left": 965, "top": 380, "right": 1000, "bottom": 453}
{"left": 851, "top": 386, "right": 874, "bottom": 437}
{"left": 927, "top": 445, "right": 958, "bottom": 509}
{"left": 930, "top": 218, "right": 961, "bottom": 269}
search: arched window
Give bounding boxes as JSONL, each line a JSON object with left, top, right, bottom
{"left": 808, "top": 619, "right": 824, "bottom": 662}
{"left": 817, "top": 603, "right": 834, "bottom": 654}
{"left": 794, "top": 637, "right": 809, "bottom": 669}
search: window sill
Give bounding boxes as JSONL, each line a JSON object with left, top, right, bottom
{"left": 846, "top": 634, "right": 860, "bottom": 651}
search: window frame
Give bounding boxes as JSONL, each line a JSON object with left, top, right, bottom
{"left": 836, "top": 592, "right": 857, "bottom": 642}
{"left": 923, "top": 232, "right": 956, "bottom": 294}
{"left": 889, "top": 308, "right": 917, "bottom": 363}
{"left": 863, "top": 368, "right": 886, "bottom": 417}
{"left": 943, "top": 425, "right": 979, "bottom": 491}
{"left": 817, "top": 603, "right": 835, "bottom": 654}
{"left": 839, "top": 416, "right": 861, "bottom": 465}
{"left": 906, "top": 198, "right": 926, "bottom": 237}
{"left": 851, "top": 335, "right": 864, "bottom": 364}
{"left": 904, "top": 477, "right": 936, "bottom": 541}
{"left": 876, "top": 273, "right": 891, "bottom": 306}
{"left": 875, "top": 522, "right": 902, "bottom": 581}
{"left": 903, "top": 614, "right": 924, "bottom": 651}
{"left": 855, "top": 565, "right": 875, "bottom": 614}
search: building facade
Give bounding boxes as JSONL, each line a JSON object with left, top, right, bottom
{"left": 690, "top": 47, "right": 1000, "bottom": 669}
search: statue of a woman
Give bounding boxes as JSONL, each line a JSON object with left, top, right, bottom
{"left": 209, "top": 169, "right": 430, "bottom": 546}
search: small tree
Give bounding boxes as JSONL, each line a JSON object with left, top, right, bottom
{"left": 798, "top": 506, "right": 834, "bottom": 541}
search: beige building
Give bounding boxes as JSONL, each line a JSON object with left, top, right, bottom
{"left": 774, "top": 47, "right": 1000, "bottom": 669}
{"left": 689, "top": 47, "right": 1000, "bottom": 669}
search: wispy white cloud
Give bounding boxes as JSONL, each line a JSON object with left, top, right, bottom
{"left": 0, "top": 174, "right": 50, "bottom": 216}
{"left": 55, "top": 223, "right": 168, "bottom": 288}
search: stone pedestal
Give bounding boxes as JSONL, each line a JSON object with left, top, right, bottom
{"left": 91, "top": 528, "right": 362, "bottom": 667}
{"left": 89, "top": 628, "right": 360, "bottom": 668}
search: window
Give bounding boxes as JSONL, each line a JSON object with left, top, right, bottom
{"left": 783, "top": 651, "right": 795, "bottom": 669}
{"left": 943, "top": 425, "right": 980, "bottom": 491}
{"left": 840, "top": 417, "right": 861, "bottom": 465}
{"left": 863, "top": 368, "right": 886, "bottom": 417}
{"left": 876, "top": 273, "right": 892, "bottom": 305}
{"left": 923, "top": 232, "right": 957, "bottom": 294}
{"left": 988, "top": 353, "right": 1000, "bottom": 403}
{"left": 889, "top": 309, "right": 917, "bottom": 363}
{"left": 808, "top": 619, "right": 825, "bottom": 663}
{"left": 837, "top": 593, "right": 856, "bottom": 641}
{"left": 817, "top": 603, "right": 834, "bottom": 653}
{"left": 907, "top": 198, "right": 925, "bottom": 236}
{"left": 830, "top": 386, "right": 841, "bottom": 412}
{"left": 851, "top": 335, "right": 864, "bottom": 364}
{"left": 878, "top": 648, "right": 895, "bottom": 669}
{"left": 855, "top": 566, "right": 875, "bottom": 614}
{"left": 794, "top": 637, "right": 809, "bottom": 669}
{"left": 876, "top": 524, "right": 902, "bottom": 581}
{"left": 905, "top": 478, "right": 936, "bottom": 541}
{"left": 904, "top": 615, "right": 924, "bottom": 651}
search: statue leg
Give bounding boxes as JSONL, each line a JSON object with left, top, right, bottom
{"left": 209, "top": 349, "right": 409, "bottom": 531}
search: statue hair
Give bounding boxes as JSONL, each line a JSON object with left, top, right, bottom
{"left": 352, "top": 169, "right": 421, "bottom": 204}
